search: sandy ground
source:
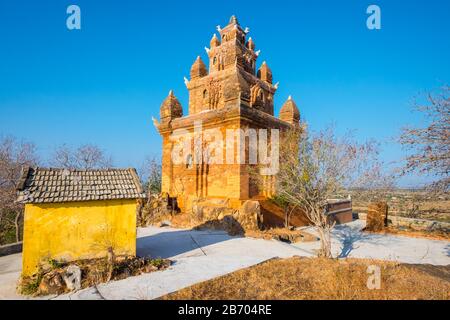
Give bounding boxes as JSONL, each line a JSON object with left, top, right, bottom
{"left": 0, "top": 220, "right": 449, "bottom": 300}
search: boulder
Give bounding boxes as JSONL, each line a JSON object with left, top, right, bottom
{"left": 191, "top": 204, "right": 203, "bottom": 222}
{"left": 138, "top": 194, "right": 171, "bottom": 227}
{"left": 38, "top": 270, "right": 65, "bottom": 295}
{"left": 62, "top": 265, "right": 82, "bottom": 291}
{"left": 189, "top": 200, "right": 263, "bottom": 234}
{"left": 237, "top": 200, "right": 263, "bottom": 231}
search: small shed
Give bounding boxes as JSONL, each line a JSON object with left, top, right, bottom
{"left": 16, "top": 167, "right": 144, "bottom": 276}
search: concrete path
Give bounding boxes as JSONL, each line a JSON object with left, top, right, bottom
{"left": 296, "top": 220, "right": 450, "bottom": 265}
{"left": 56, "top": 228, "right": 313, "bottom": 300}
{"left": 0, "top": 220, "right": 449, "bottom": 300}
{"left": 0, "top": 253, "right": 23, "bottom": 300}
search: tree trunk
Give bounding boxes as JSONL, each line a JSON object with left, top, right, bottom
{"left": 14, "top": 210, "right": 22, "bottom": 242}
{"left": 317, "top": 227, "right": 332, "bottom": 258}
{"left": 284, "top": 207, "right": 289, "bottom": 228}
{"left": 106, "top": 247, "right": 115, "bottom": 282}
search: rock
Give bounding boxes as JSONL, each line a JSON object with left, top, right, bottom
{"left": 366, "top": 202, "right": 388, "bottom": 232}
{"left": 160, "top": 220, "right": 172, "bottom": 227}
{"left": 39, "top": 261, "right": 53, "bottom": 274}
{"left": 202, "top": 206, "right": 220, "bottom": 220}
{"left": 137, "top": 194, "right": 172, "bottom": 227}
{"left": 273, "top": 234, "right": 292, "bottom": 243}
{"left": 271, "top": 231, "right": 305, "bottom": 244}
{"left": 62, "top": 265, "right": 82, "bottom": 291}
{"left": 38, "top": 270, "right": 65, "bottom": 295}
{"left": 144, "top": 265, "right": 159, "bottom": 273}
{"left": 223, "top": 214, "right": 245, "bottom": 235}
{"left": 188, "top": 199, "right": 264, "bottom": 234}
{"left": 191, "top": 204, "right": 203, "bottom": 222}
{"left": 238, "top": 200, "right": 262, "bottom": 231}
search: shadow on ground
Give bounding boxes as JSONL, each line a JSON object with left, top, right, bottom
{"left": 403, "top": 263, "right": 450, "bottom": 282}
{"left": 333, "top": 223, "right": 389, "bottom": 258}
{"left": 334, "top": 225, "right": 364, "bottom": 258}
{"left": 137, "top": 218, "right": 245, "bottom": 259}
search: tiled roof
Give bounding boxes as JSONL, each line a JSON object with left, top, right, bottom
{"left": 16, "top": 167, "right": 145, "bottom": 204}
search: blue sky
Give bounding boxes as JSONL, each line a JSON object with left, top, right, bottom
{"left": 0, "top": 0, "right": 449, "bottom": 187}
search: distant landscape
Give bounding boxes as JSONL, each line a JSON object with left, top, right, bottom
{"left": 351, "top": 189, "right": 450, "bottom": 223}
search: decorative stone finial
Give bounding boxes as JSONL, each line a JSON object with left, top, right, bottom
{"left": 210, "top": 33, "right": 220, "bottom": 48}
{"left": 280, "top": 96, "right": 300, "bottom": 125}
{"left": 257, "top": 61, "right": 273, "bottom": 84}
{"left": 229, "top": 15, "right": 238, "bottom": 25}
{"left": 247, "top": 37, "right": 255, "bottom": 50}
{"left": 160, "top": 90, "right": 183, "bottom": 123}
{"left": 190, "top": 56, "right": 207, "bottom": 79}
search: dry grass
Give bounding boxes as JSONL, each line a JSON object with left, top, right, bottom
{"left": 366, "top": 227, "right": 450, "bottom": 241}
{"left": 163, "top": 257, "right": 450, "bottom": 300}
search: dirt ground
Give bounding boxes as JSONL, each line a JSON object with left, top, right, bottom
{"left": 162, "top": 256, "right": 450, "bottom": 300}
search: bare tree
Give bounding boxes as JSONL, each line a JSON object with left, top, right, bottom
{"left": 399, "top": 86, "right": 449, "bottom": 192}
{"left": 139, "top": 156, "right": 162, "bottom": 195}
{"left": 51, "top": 144, "right": 113, "bottom": 169}
{"left": 270, "top": 125, "right": 386, "bottom": 258}
{"left": 0, "top": 136, "right": 39, "bottom": 244}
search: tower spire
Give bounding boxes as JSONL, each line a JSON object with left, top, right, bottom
{"left": 229, "top": 15, "right": 238, "bottom": 25}
{"left": 160, "top": 90, "right": 183, "bottom": 124}
{"left": 190, "top": 56, "right": 207, "bottom": 79}
{"left": 257, "top": 61, "right": 273, "bottom": 84}
{"left": 210, "top": 33, "right": 220, "bottom": 48}
{"left": 280, "top": 96, "right": 300, "bottom": 125}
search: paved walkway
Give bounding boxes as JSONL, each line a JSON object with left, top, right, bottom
{"left": 298, "top": 220, "right": 450, "bottom": 265}
{"left": 0, "top": 220, "right": 449, "bottom": 300}
{"left": 0, "top": 252, "right": 23, "bottom": 299}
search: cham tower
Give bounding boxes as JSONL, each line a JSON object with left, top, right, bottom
{"left": 155, "top": 16, "right": 300, "bottom": 214}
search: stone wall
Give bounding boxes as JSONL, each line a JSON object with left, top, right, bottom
{"left": 357, "top": 212, "right": 450, "bottom": 233}
{"left": 0, "top": 242, "right": 22, "bottom": 257}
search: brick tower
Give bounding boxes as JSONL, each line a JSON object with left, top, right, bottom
{"left": 155, "top": 16, "right": 300, "bottom": 212}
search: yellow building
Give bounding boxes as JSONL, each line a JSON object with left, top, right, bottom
{"left": 16, "top": 167, "right": 144, "bottom": 276}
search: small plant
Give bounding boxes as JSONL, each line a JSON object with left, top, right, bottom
{"left": 150, "top": 258, "right": 166, "bottom": 268}
{"left": 19, "top": 272, "right": 43, "bottom": 295}
{"left": 48, "top": 258, "right": 64, "bottom": 269}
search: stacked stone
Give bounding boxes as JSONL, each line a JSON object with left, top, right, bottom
{"left": 366, "top": 201, "right": 388, "bottom": 232}
{"left": 191, "top": 200, "right": 263, "bottom": 235}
